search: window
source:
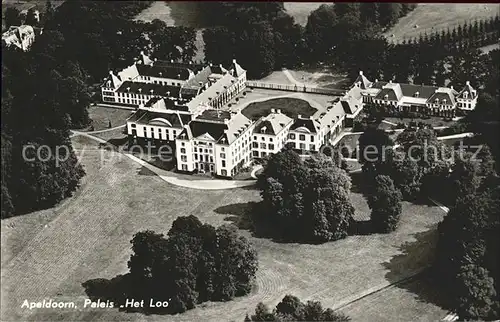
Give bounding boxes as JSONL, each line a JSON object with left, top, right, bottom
{"left": 181, "top": 156, "right": 187, "bottom": 162}
{"left": 310, "top": 144, "right": 315, "bottom": 150}
{"left": 180, "top": 148, "right": 186, "bottom": 153}
{"left": 310, "top": 135, "right": 314, "bottom": 141}
{"left": 222, "top": 160, "right": 226, "bottom": 167}
{"left": 194, "top": 154, "right": 198, "bottom": 160}
{"left": 252, "top": 142, "right": 258, "bottom": 148}
{"left": 299, "top": 143, "right": 306, "bottom": 150}
{"left": 221, "top": 147, "right": 225, "bottom": 152}
{"left": 182, "top": 164, "right": 187, "bottom": 171}
{"left": 194, "top": 147, "right": 197, "bottom": 152}
{"left": 220, "top": 153, "right": 226, "bottom": 159}
{"left": 210, "top": 156, "right": 214, "bottom": 163}
{"left": 268, "top": 144, "right": 274, "bottom": 150}
{"left": 299, "top": 134, "right": 305, "bottom": 141}
{"left": 289, "top": 133, "right": 295, "bottom": 139}
{"left": 253, "top": 151, "right": 259, "bottom": 157}
{"left": 270, "top": 137, "right": 273, "bottom": 142}
{"left": 260, "top": 143, "right": 266, "bottom": 149}
{"left": 181, "top": 142, "right": 185, "bottom": 146}
{"left": 261, "top": 152, "right": 267, "bottom": 157}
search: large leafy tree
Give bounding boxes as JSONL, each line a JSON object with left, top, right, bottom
{"left": 126, "top": 216, "right": 258, "bottom": 314}
{"left": 255, "top": 151, "right": 354, "bottom": 243}
{"left": 434, "top": 187, "right": 500, "bottom": 320}
{"left": 367, "top": 175, "right": 402, "bottom": 233}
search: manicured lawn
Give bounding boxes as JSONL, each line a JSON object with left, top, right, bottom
{"left": 2, "top": 137, "right": 449, "bottom": 322}
{"left": 87, "top": 106, "right": 133, "bottom": 131}
{"left": 384, "top": 116, "right": 455, "bottom": 128}
{"left": 242, "top": 98, "right": 316, "bottom": 121}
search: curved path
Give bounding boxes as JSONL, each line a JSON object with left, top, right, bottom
{"left": 70, "top": 131, "right": 257, "bottom": 190}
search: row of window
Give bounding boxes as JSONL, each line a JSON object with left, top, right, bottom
{"left": 252, "top": 142, "right": 275, "bottom": 150}
{"left": 288, "top": 133, "right": 315, "bottom": 141}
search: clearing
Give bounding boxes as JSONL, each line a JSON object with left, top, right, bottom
{"left": 384, "top": 4, "right": 500, "bottom": 43}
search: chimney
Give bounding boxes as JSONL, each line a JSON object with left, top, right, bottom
{"left": 298, "top": 114, "right": 302, "bottom": 119}
{"left": 171, "top": 59, "right": 174, "bottom": 63}
{"left": 450, "top": 85, "right": 454, "bottom": 90}
{"left": 219, "top": 64, "right": 223, "bottom": 69}
{"left": 232, "top": 59, "right": 236, "bottom": 64}
{"left": 375, "top": 79, "right": 378, "bottom": 83}
{"left": 223, "top": 119, "right": 229, "bottom": 124}
{"left": 359, "top": 71, "right": 363, "bottom": 76}
{"left": 466, "top": 81, "right": 470, "bottom": 86}
{"left": 109, "top": 70, "right": 114, "bottom": 75}
{"left": 310, "top": 116, "right": 314, "bottom": 120}
{"left": 277, "top": 109, "right": 281, "bottom": 114}
{"left": 389, "top": 80, "right": 392, "bottom": 84}
{"left": 271, "top": 108, "right": 275, "bottom": 113}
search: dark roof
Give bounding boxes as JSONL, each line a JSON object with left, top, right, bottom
{"left": 290, "top": 118, "right": 319, "bottom": 133}
{"left": 254, "top": 120, "right": 276, "bottom": 135}
{"left": 375, "top": 88, "right": 399, "bottom": 101}
{"left": 116, "top": 81, "right": 181, "bottom": 97}
{"left": 399, "top": 84, "right": 438, "bottom": 99}
{"left": 427, "top": 92, "right": 456, "bottom": 105}
{"left": 136, "top": 64, "right": 191, "bottom": 80}
{"left": 188, "top": 120, "right": 227, "bottom": 141}
{"left": 341, "top": 101, "right": 355, "bottom": 114}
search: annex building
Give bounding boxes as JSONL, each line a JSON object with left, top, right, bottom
{"left": 101, "top": 54, "right": 364, "bottom": 177}
{"left": 353, "top": 71, "right": 478, "bottom": 116}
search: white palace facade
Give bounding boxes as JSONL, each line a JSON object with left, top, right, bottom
{"left": 101, "top": 54, "right": 365, "bottom": 177}
{"left": 353, "top": 71, "right": 478, "bottom": 117}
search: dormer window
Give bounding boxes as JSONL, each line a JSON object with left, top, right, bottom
{"left": 261, "top": 126, "right": 267, "bottom": 134}
{"left": 464, "top": 91, "right": 468, "bottom": 99}
{"left": 384, "top": 94, "right": 389, "bottom": 100}
{"left": 414, "top": 91, "right": 419, "bottom": 98}
{"left": 443, "top": 98, "right": 447, "bottom": 105}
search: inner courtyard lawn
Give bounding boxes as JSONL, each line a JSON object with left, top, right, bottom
{"left": 242, "top": 98, "right": 317, "bottom": 121}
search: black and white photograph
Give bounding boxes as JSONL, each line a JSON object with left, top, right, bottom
{"left": 1, "top": 1, "right": 499, "bottom": 321}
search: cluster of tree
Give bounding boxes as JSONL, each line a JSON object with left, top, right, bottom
{"left": 121, "top": 216, "right": 258, "bottom": 314}
{"left": 42, "top": 1, "right": 196, "bottom": 82}
{"left": 1, "top": 45, "right": 86, "bottom": 218}
{"left": 246, "top": 294, "right": 350, "bottom": 321}
{"left": 253, "top": 150, "right": 354, "bottom": 243}
{"left": 4, "top": 6, "right": 43, "bottom": 29}
{"left": 433, "top": 175, "right": 499, "bottom": 320}
{"left": 405, "top": 15, "right": 500, "bottom": 51}
{"left": 203, "top": 3, "right": 305, "bottom": 78}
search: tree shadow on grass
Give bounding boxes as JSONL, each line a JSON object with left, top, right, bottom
{"left": 214, "top": 202, "right": 256, "bottom": 231}
{"left": 82, "top": 274, "right": 172, "bottom": 315}
{"left": 382, "top": 227, "right": 451, "bottom": 310}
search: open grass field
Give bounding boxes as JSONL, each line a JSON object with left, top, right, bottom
{"left": 242, "top": 97, "right": 316, "bottom": 121}
{"left": 384, "top": 4, "right": 500, "bottom": 43}
{"left": 1, "top": 133, "right": 450, "bottom": 322}
{"left": 86, "top": 106, "right": 133, "bottom": 132}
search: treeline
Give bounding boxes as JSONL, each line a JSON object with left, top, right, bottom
{"left": 202, "top": 3, "right": 416, "bottom": 79}
{"left": 246, "top": 294, "right": 350, "bottom": 321}
{"left": 404, "top": 15, "right": 500, "bottom": 50}
{"left": 84, "top": 216, "right": 258, "bottom": 314}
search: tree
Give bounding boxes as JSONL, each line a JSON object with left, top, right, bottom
{"left": 255, "top": 150, "right": 353, "bottom": 243}
{"left": 4, "top": 7, "right": 21, "bottom": 28}
{"left": 434, "top": 188, "right": 500, "bottom": 320}
{"left": 248, "top": 295, "right": 351, "bottom": 321}
{"left": 125, "top": 216, "right": 258, "bottom": 314}
{"left": 377, "top": 3, "right": 402, "bottom": 28}
{"left": 25, "top": 8, "right": 39, "bottom": 26}
{"left": 455, "top": 265, "right": 498, "bottom": 320}
{"left": 304, "top": 4, "right": 338, "bottom": 62}
{"left": 367, "top": 175, "right": 402, "bottom": 233}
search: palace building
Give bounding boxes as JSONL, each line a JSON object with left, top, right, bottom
{"left": 102, "top": 54, "right": 366, "bottom": 178}
{"left": 353, "top": 71, "right": 478, "bottom": 117}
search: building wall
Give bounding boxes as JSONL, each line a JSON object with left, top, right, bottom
{"left": 127, "top": 122, "right": 182, "bottom": 141}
